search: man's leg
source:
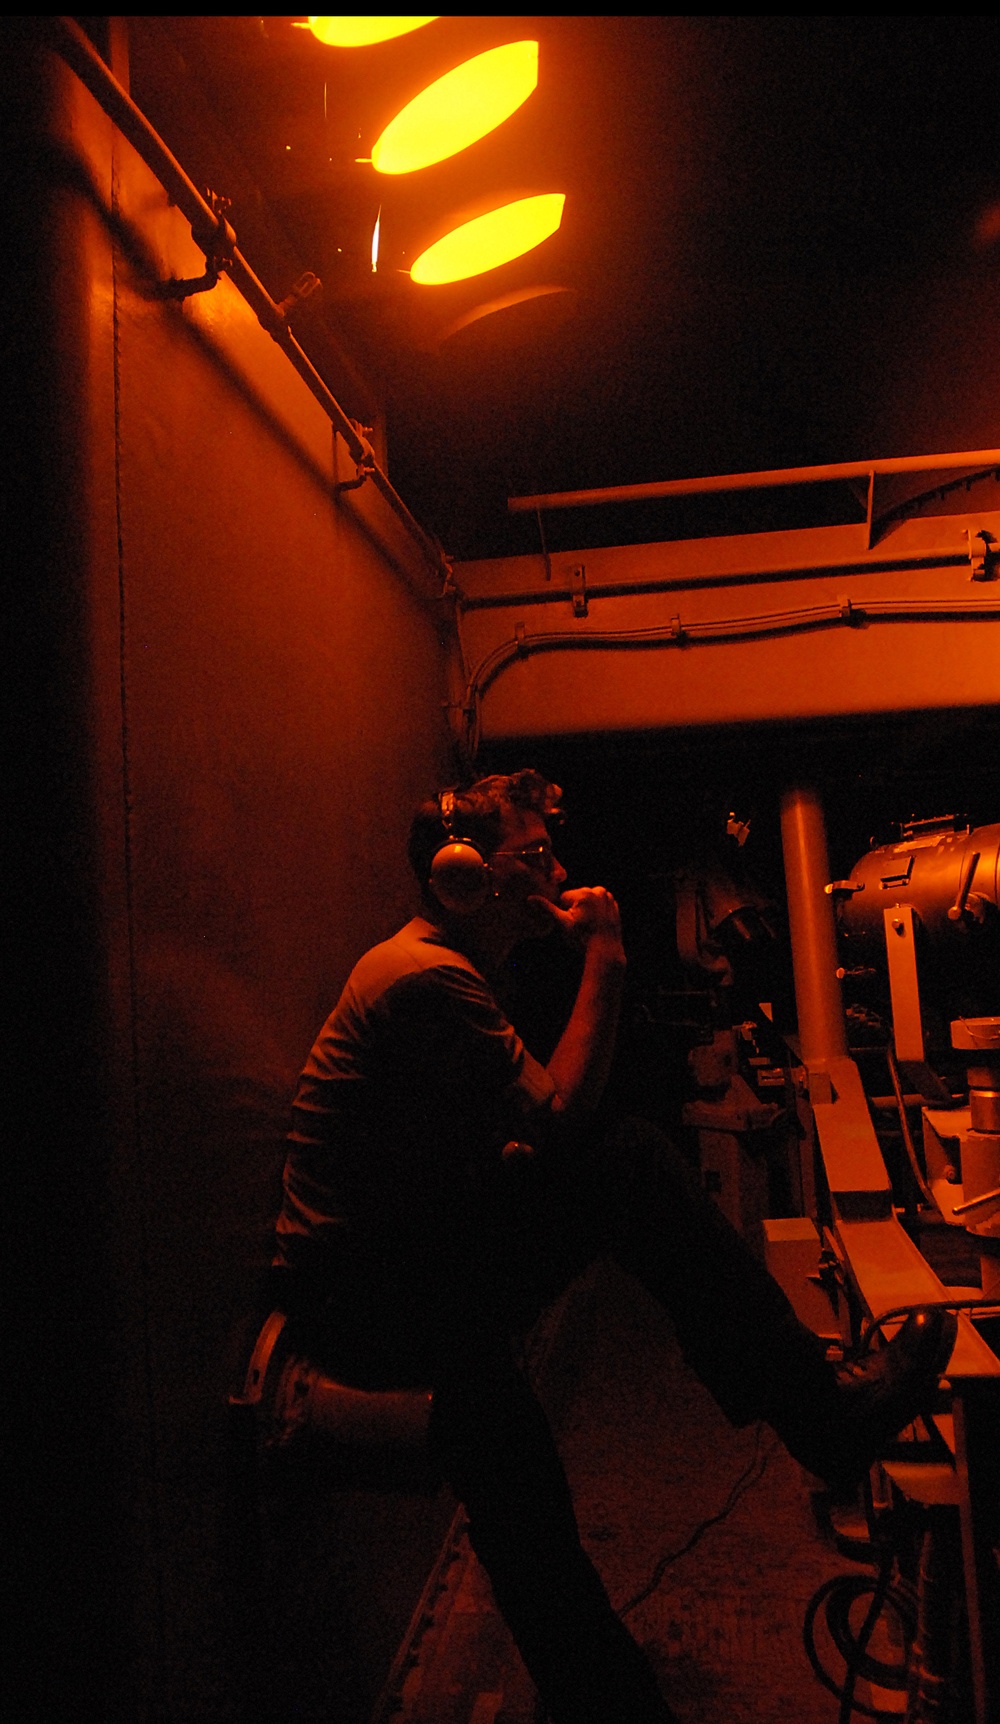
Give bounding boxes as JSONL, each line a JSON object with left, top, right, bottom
{"left": 594, "top": 1117, "right": 955, "bottom": 1483}
{"left": 430, "top": 1341, "right": 677, "bottom": 1724}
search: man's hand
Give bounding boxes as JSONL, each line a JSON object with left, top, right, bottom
{"left": 528, "top": 886, "right": 624, "bottom": 956}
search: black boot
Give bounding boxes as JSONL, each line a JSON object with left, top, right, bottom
{"left": 776, "top": 1306, "right": 957, "bottom": 1491}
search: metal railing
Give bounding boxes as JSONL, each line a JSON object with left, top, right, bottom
{"left": 509, "top": 450, "right": 1000, "bottom": 515}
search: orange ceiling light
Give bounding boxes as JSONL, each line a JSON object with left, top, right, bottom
{"left": 306, "top": 18, "right": 438, "bottom": 49}
{"left": 371, "top": 41, "right": 539, "bottom": 176}
{"left": 410, "top": 193, "right": 566, "bottom": 285}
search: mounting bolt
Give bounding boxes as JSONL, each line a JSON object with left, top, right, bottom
{"left": 567, "top": 564, "right": 588, "bottom": 617}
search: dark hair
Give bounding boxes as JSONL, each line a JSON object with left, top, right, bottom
{"left": 408, "top": 769, "right": 563, "bottom": 901}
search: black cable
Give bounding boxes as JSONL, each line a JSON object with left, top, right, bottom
{"left": 885, "top": 1043, "right": 935, "bottom": 1209}
{"left": 618, "top": 1423, "right": 775, "bottom": 1617}
{"left": 803, "top": 1561, "right": 915, "bottom": 1723}
{"left": 838, "top": 1553, "right": 896, "bottom": 1724}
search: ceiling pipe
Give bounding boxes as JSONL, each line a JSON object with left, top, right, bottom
{"left": 509, "top": 451, "right": 1000, "bottom": 515}
{"left": 46, "top": 16, "right": 451, "bottom": 588}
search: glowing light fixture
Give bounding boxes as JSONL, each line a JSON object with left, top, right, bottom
{"left": 410, "top": 193, "right": 566, "bottom": 286}
{"left": 371, "top": 41, "right": 539, "bottom": 176}
{"left": 371, "top": 207, "right": 381, "bottom": 273}
{"left": 306, "top": 17, "right": 438, "bottom": 48}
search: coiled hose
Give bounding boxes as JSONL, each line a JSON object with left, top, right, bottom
{"left": 804, "top": 1554, "right": 914, "bottom": 1721}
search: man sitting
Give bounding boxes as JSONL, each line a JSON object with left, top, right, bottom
{"left": 272, "top": 769, "right": 955, "bottom": 1724}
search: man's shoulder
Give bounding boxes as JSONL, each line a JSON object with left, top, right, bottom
{"left": 349, "top": 917, "right": 486, "bottom": 1004}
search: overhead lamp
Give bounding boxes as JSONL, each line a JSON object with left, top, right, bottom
{"left": 371, "top": 41, "right": 539, "bottom": 176}
{"left": 306, "top": 17, "right": 438, "bottom": 49}
{"left": 410, "top": 193, "right": 566, "bottom": 286}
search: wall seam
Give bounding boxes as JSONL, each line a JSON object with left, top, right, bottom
{"left": 111, "top": 126, "right": 167, "bottom": 1715}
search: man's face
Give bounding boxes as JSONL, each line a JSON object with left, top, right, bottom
{"left": 489, "top": 804, "right": 567, "bottom": 940}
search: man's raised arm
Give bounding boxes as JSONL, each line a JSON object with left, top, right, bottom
{"left": 531, "top": 886, "right": 627, "bottom": 1114}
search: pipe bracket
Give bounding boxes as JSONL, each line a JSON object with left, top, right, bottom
{"left": 968, "top": 528, "right": 998, "bottom": 581}
{"left": 337, "top": 421, "right": 377, "bottom": 491}
{"left": 162, "top": 189, "right": 235, "bottom": 300}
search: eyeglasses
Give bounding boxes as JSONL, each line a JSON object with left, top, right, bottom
{"left": 493, "top": 840, "right": 560, "bottom": 875}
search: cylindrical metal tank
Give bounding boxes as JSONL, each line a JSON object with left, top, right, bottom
{"left": 835, "top": 821, "right": 1000, "bottom": 955}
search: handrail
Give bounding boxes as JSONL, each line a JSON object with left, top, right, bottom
{"left": 47, "top": 16, "right": 452, "bottom": 586}
{"left": 509, "top": 450, "right": 1000, "bottom": 514}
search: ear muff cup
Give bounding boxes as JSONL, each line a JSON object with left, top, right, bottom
{"left": 428, "top": 840, "right": 491, "bottom": 915}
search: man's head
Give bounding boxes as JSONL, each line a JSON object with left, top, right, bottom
{"left": 409, "top": 771, "right": 566, "bottom": 936}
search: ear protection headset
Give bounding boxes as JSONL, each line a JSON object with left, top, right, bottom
{"left": 428, "top": 789, "right": 493, "bottom": 915}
